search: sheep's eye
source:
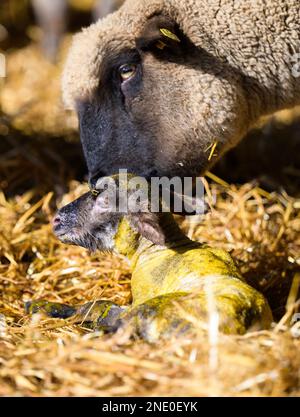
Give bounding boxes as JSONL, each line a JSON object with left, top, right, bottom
{"left": 119, "top": 64, "right": 137, "bottom": 82}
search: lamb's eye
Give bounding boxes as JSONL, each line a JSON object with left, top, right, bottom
{"left": 119, "top": 64, "right": 137, "bottom": 82}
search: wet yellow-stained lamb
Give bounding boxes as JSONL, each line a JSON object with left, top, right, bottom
{"left": 26, "top": 174, "right": 272, "bottom": 342}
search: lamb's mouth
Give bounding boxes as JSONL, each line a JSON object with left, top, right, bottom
{"left": 53, "top": 226, "right": 93, "bottom": 249}
{"left": 53, "top": 226, "right": 75, "bottom": 244}
{"left": 57, "top": 234, "right": 74, "bottom": 244}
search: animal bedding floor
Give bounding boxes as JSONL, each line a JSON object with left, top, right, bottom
{"left": 0, "top": 45, "right": 300, "bottom": 397}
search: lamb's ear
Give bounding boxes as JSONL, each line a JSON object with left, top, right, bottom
{"left": 130, "top": 212, "right": 166, "bottom": 246}
{"left": 93, "top": 192, "right": 111, "bottom": 214}
{"left": 136, "top": 15, "right": 181, "bottom": 52}
{"left": 92, "top": 176, "right": 118, "bottom": 214}
{"left": 92, "top": 189, "right": 116, "bottom": 214}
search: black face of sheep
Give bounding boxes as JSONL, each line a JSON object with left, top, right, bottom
{"left": 62, "top": 0, "right": 300, "bottom": 187}
{"left": 75, "top": 16, "right": 248, "bottom": 187}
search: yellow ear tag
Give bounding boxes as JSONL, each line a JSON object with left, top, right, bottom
{"left": 160, "top": 28, "right": 181, "bottom": 43}
{"left": 91, "top": 189, "right": 100, "bottom": 197}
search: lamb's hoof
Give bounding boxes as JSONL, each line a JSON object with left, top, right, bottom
{"left": 25, "top": 300, "right": 77, "bottom": 319}
{"left": 25, "top": 299, "right": 126, "bottom": 333}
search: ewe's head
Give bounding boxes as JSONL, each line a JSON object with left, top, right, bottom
{"left": 63, "top": 0, "right": 249, "bottom": 185}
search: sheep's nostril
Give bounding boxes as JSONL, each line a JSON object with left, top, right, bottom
{"left": 52, "top": 215, "right": 67, "bottom": 238}
{"left": 52, "top": 216, "right": 61, "bottom": 226}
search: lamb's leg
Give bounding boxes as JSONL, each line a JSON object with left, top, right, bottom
{"left": 25, "top": 299, "right": 126, "bottom": 333}
{"left": 25, "top": 278, "right": 272, "bottom": 342}
{"left": 25, "top": 295, "right": 192, "bottom": 341}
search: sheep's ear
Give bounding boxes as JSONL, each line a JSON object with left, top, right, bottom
{"left": 136, "top": 15, "right": 181, "bottom": 52}
{"left": 130, "top": 212, "right": 166, "bottom": 246}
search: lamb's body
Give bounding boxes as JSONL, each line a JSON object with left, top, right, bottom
{"left": 115, "top": 217, "right": 272, "bottom": 338}
{"left": 26, "top": 175, "right": 272, "bottom": 341}
{"left": 62, "top": 0, "right": 300, "bottom": 183}
{"left": 27, "top": 217, "right": 272, "bottom": 340}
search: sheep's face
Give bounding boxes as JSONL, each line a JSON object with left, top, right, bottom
{"left": 64, "top": 13, "right": 249, "bottom": 186}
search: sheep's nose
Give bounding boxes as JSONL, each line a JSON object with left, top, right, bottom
{"left": 52, "top": 214, "right": 67, "bottom": 238}
{"left": 52, "top": 215, "right": 61, "bottom": 226}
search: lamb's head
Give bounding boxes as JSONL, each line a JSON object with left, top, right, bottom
{"left": 52, "top": 190, "right": 119, "bottom": 252}
{"left": 52, "top": 175, "right": 169, "bottom": 253}
{"left": 62, "top": 0, "right": 251, "bottom": 186}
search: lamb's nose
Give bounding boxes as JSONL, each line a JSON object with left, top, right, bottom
{"left": 52, "top": 215, "right": 61, "bottom": 226}
{"left": 52, "top": 214, "right": 66, "bottom": 237}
